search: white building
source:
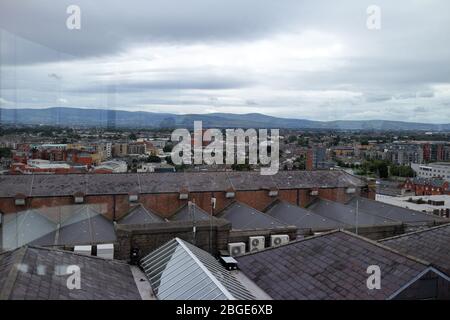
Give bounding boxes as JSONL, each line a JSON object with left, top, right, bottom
{"left": 411, "top": 162, "right": 450, "bottom": 182}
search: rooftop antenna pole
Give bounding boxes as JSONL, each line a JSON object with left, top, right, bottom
{"left": 356, "top": 199, "right": 359, "bottom": 235}
{"left": 210, "top": 197, "right": 216, "bottom": 254}
{"left": 190, "top": 199, "right": 196, "bottom": 245}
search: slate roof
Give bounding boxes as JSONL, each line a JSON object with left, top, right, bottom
{"left": 380, "top": 223, "right": 450, "bottom": 275}
{"left": 264, "top": 200, "right": 347, "bottom": 231}
{"left": 346, "top": 196, "right": 447, "bottom": 223}
{"left": 56, "top": 205, "right": 116, "bottom": 246}
{"left": 0, "top": 170, "right": 366, "bottom": 197}
{"left": 140, "top": 238, "right": 254, "bottom": 300}
{"left": 218, "top": 201, "right": 288, "bottom": 230}
{"left": 169, "top": 203, "right": 213, "bottom": 222}
{"left": 236, "top": 230, "right": 440, "bottom": 300}
{"left": 2, "top": 205, "right": 116, "bottom": 250}
{"left": 0, "top": 246, "right": 141, "bottom": 300}
{"left": 118, "top": 204, "right": 166, "bottom": 225}
{"left": 307, "top": 198, "right": 397, "bottom": 227}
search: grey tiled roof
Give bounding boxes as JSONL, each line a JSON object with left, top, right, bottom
{"left": 218, "top": 201, "right": 288, "bottom": 230}
{"left": 307, "top": 198, "right": 397, "bottom": 227}
{"left": 236, "top": 231, "right": 432, "bottom": 300}
{"left": 2, "top": 205, "right": 116, "bottom": 250}
{"left": 264, "top": 200, "right": 347, "bottom": 231}
{"left": 118, "top": 204, "right": 166, "bottom": 225}
{"left": 0, "top": 246, "right": 141, "bottom": 300}
{"left": 0, "top": 170, "right": 366, "bottom": 197}
{"left": 169, "top": 203, "right": 213, "bottom": 222}
{"left": 380, "top": 223, "right": 450, "bottom": 275}
{"left": 346, "top": 196, "right": 447, "bottom": 223}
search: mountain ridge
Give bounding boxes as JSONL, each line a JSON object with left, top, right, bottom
{"left": 1, "top": 107, "right": 449, "bottom": 131}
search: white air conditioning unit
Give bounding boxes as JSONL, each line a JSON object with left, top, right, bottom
{"left": 74, "top": 245, "right": 92, "bottom": 256}
{"left": 310, "top": 190, "right": 319, "bottom": 196}
{"left": 249, "top": 236, "right": 265, "bottom": 252}
{"left": 97, "top": 243, "right": 114, "bottom": 260}
{"left": 270, "top": 235, "right": 289, "bottom": 247}
{"left": 228, "top": 242, "right": 246, "bottom": 256}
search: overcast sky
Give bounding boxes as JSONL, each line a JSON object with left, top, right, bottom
{"left": 1, "top": 0, "right": 450, "bottom": 123}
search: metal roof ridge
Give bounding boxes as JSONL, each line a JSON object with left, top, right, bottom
{"left": 379, "top": 222, "right": 450, "bottom": 242}
{"left": 0, "top": 246, "right": 28, "bottom": 300}
{"left": 175, "top": 238, "right": 235, "bottom": 300}
{"left": 339, "top": 229, "right": 431, "bottom": 267}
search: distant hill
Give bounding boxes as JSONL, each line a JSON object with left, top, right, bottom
{"left": 1, "top": 107, "right": 449, "bottom": 131}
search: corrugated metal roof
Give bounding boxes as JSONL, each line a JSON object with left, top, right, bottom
{"left": 140, "top": 238, "right": 254, "bottom": 300}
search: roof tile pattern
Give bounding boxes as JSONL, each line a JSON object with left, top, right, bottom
{"left": 0, "top": 246, "right": 141, "bottom": 300}
{"left": 237, "top": 231, "right": 429, "bottom": 300}
{"left": 380, "top": 224, "right": 450, "bottom": 275}
{"left": 0, "top": 171, "right": 365, "bottom": 197}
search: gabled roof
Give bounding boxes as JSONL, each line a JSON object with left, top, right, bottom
{"left": 169, "top": 203, "right": 212, "bottom": 222}
{"left": 236, "top": 230, "right": 447, "bottom": 300}
{"left": 346, "top": 196, "right": 446, "bottom": 223}
{"left": 380, "top": 223, "right": 450, "bottom": 275}
{"left": 1, "top": 209, "right": 58, "bottom": 250}
{"left": 2, "top": 205, "right": 117, "bottom": 250}
{"left": 140, "top": 238, "right": 254, "bottom": 300}
{"left": 264, "top": 200, "right": 347, "bottom": 231}
{"left": 217, "top": 201, "right": 288, "bottom": 230}
{"left": 118, "top": 204, "right": 166, "bottom": 225}
{"left": 57, "top": 205, "right": 116, "bottom": 246}
{"left": 0, "top": 246, "right": 141, "bottom": 300}
{"left": 307, "top": 198, "right": 397, "bottom": 227}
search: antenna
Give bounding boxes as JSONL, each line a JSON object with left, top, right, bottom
{"left": 190, "top": 199, "right": 196, "bottom": 244}
{"left": 355, "top": 199, "right": 359, "bottom": 235}
{"left": 210, "top": 197, "right": 216, "bottom": 253}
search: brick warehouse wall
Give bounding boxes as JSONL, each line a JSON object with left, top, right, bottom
{"left": 114, "top": 219, "right": 232, "bottom": 261}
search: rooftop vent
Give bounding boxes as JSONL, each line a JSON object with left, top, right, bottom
{"left": 219, "top": 256, "right": 238, "bottom": 271}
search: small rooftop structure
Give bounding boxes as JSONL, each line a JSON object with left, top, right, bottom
{"left": 0, "top": 246, "right": 141, "bottom": 300}
{"left": 140, "top": 238, "right": 254, "bottom": 300}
